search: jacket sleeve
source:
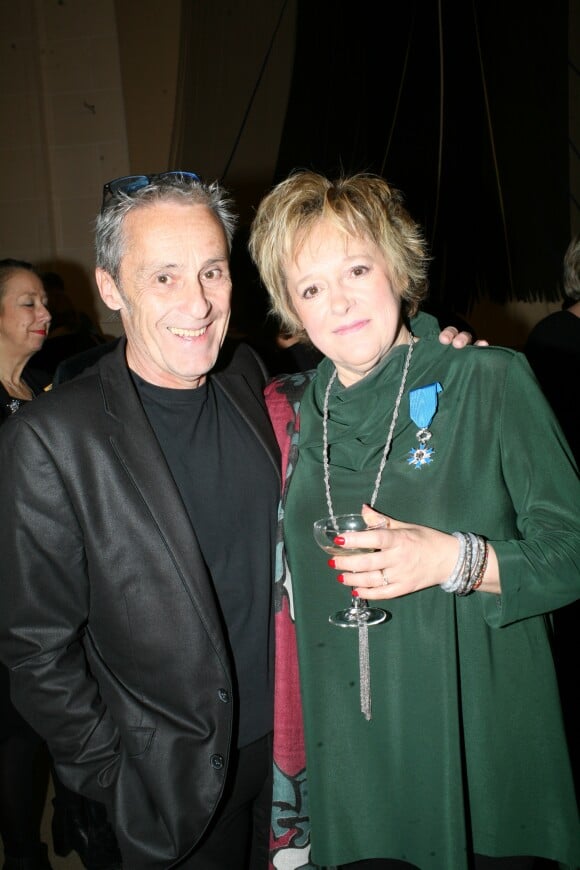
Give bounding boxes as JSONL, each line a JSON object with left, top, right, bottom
{"left": 0, "top": 414, "right": 121, "bottom": 800}
{"left": 483, "top": 352, "right": 580, "bottom": 627}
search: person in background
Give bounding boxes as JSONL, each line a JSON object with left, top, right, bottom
{"left": 524, "top": 234, "right": 580, "bottom": 460}
{"left": 249, "top": 171, "right": 580, "bottom": 870}
{"left": 524, "top": 232, "right": 580, "bottom": 804}
{"left": 0, "top": 259, "right": 51, "bottom": 417}
{"left": 0, "top": 261, "right": 121, "bottom": 870}
{"left": 0, "top": 259, "right": 52, "bottom": 869}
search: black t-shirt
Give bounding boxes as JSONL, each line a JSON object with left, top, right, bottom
{"left": 134, "top": 373, "right": 278, "bottom": 747}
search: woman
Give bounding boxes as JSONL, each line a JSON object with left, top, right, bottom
{"left": 0, "top": 259, "right": 51, "bottom": 421}
{"left": 249, "top": 174, "right": 580, "bottom": 870}
{"left": 0, "top": 259, "right": 52, "bottom": 868}
{"left": 0, "top": 261, "right": 122, "bottom": 870}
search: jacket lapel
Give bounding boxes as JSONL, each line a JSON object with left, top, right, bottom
{"left": 96, "top": 342, "right": 230, "bottom": 661}
{"left": 214, "top": 367, "right": 281, "bottom": 483}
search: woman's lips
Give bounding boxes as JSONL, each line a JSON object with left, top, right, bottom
{"left": 333, "top": 319, "right": 369, "bottom": 335}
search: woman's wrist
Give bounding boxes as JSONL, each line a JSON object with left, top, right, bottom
{"left": 441, "top": 532, "right": 489, "bottom": 595}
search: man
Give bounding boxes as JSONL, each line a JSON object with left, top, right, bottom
{"left": 0, "top": 171, "right": 474, "bottom": 868}
{"left": 0, "top": 173, "right": 280, "bottom": 869}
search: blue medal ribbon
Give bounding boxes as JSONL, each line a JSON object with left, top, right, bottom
{"left": 409, "top": 382, "right": 442, "bottom": 429}
{"left": 407, "top": 382, "right": 442, "bottom": 469}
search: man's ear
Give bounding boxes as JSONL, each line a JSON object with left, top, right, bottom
{"left": 95, "top": 267, "right": 124, "bottom": 312}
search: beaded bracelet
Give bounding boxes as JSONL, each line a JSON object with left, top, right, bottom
{"left": 456, "top": 533, "right": 474, "bottom": 595}
{"left": 471, "top": 541, "right": 489, "bottom": 591}
{"left": 440, "top": 531, "right": 488, "bottom": 595}
{"left": 458, "top": 533, "right": 484, "bottom": 596}
{"left": 440, "top": 532, "right": 467, "bottom": 593}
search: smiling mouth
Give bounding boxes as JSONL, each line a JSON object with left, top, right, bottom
{"left": 168, "top": 326, "right": 208, "bottom": 338}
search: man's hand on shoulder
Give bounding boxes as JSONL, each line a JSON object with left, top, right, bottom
{"left": 438, "top": 326, "right": 489, "bottom": 348}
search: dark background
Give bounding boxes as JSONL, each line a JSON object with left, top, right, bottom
{"left": 176, "top": 0, "right": 571, "bottom": 327}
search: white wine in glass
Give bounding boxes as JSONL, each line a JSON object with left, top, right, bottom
{"left": 313, "top": 513, "right": 391, "bottom": 628}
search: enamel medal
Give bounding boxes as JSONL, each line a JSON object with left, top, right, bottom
{"left": 407, "top": 382, "right": 442, "bottom": 468}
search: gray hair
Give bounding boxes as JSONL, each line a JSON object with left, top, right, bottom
{"left": 95, "top": 175, "right": 237, "bottom": 283}
{"left": 563, "top": 234, "right": 580, "bottom": 302}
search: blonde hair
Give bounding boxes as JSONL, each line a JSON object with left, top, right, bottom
{"left": 249, "top": 171, "right": 430, "bottom": 337}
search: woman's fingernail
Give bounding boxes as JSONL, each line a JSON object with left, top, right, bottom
{"left": 334, "top": 536, "right": 345, "bottom": 546}
{"left": 337, "top": 574, "right": 344, "bottom": 583}
{"left": 328, "top": 558, "right": 336, "bottom": 568}
{"left": 352, "top": 589, "right": 359, "bottom": 597}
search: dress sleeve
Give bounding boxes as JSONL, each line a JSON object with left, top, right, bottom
{"left": 482, "top": 353, "right": 580, "bottom": 627}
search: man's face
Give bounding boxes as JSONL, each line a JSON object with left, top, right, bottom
{"left": 97, "top": 200, "right": 232, "bottom": 389}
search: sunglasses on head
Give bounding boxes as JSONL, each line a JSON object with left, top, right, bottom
{"left": 101, "top": 170, "right": 201, "bottom": 210}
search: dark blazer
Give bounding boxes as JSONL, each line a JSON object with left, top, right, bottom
{"left": 0, "top": 339, "right": 280, "bottom": 868}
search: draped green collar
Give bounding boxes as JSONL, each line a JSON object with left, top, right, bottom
{"left": 300, "top": 341, "right": 415, "bottom": 451}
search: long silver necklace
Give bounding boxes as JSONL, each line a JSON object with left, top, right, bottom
{"left": 320, "top": 333, "right": 415, "bottom": 721}
{"left": 322, "top": 333, "right": 415, "bottom": 526}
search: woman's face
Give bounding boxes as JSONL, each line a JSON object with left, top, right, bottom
{"left": 284, "top": 218, "right": 409, "bottom": 386}
{"left": 0, "top": 270, "right": 51, "bottom": 355}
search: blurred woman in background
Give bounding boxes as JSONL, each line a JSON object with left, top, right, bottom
{"left": 0, "top": 259, "right": 50, "bottom": 421}
{"left": 0, "top": 258, "right": 52, "bottom": 869}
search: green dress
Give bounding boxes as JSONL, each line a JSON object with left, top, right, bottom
{"left": 283, "top": 317, "right": 580, "bottom": 869}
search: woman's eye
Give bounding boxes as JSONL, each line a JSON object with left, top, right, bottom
{"left": 203, "top": 268, "right": 221, "bottom": 281}
{"left": 157, "top": 275, "right": 170, "bottom": 284}
{"left": 352, "top": 265, "right": 369, "bottom": 277}
{"left": 302, "top": 285, "right": 319, "bottom": 299}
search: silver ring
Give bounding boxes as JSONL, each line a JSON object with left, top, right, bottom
{"left": 381, "top": 569, "right": 389, "bottom": 586}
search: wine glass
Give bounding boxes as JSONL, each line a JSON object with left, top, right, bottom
{"left": 313, "top": 513, "right": 391, "bottom": 628}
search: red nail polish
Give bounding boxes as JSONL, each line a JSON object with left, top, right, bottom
{"left": 352, "top": 589, "right": 359, "bottom": 597}
{"left": 337, "top": 574, "right": 344, "bottom": 583}
{"left": 328, "top": 558, "right": 336, "bottom": 568}
{"left": 334, "top": 536, "right": 345, "bottom": 546}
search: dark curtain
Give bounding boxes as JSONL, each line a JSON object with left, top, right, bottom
{"left": 274, "top": 0, "right": 570, "bottom": 313}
